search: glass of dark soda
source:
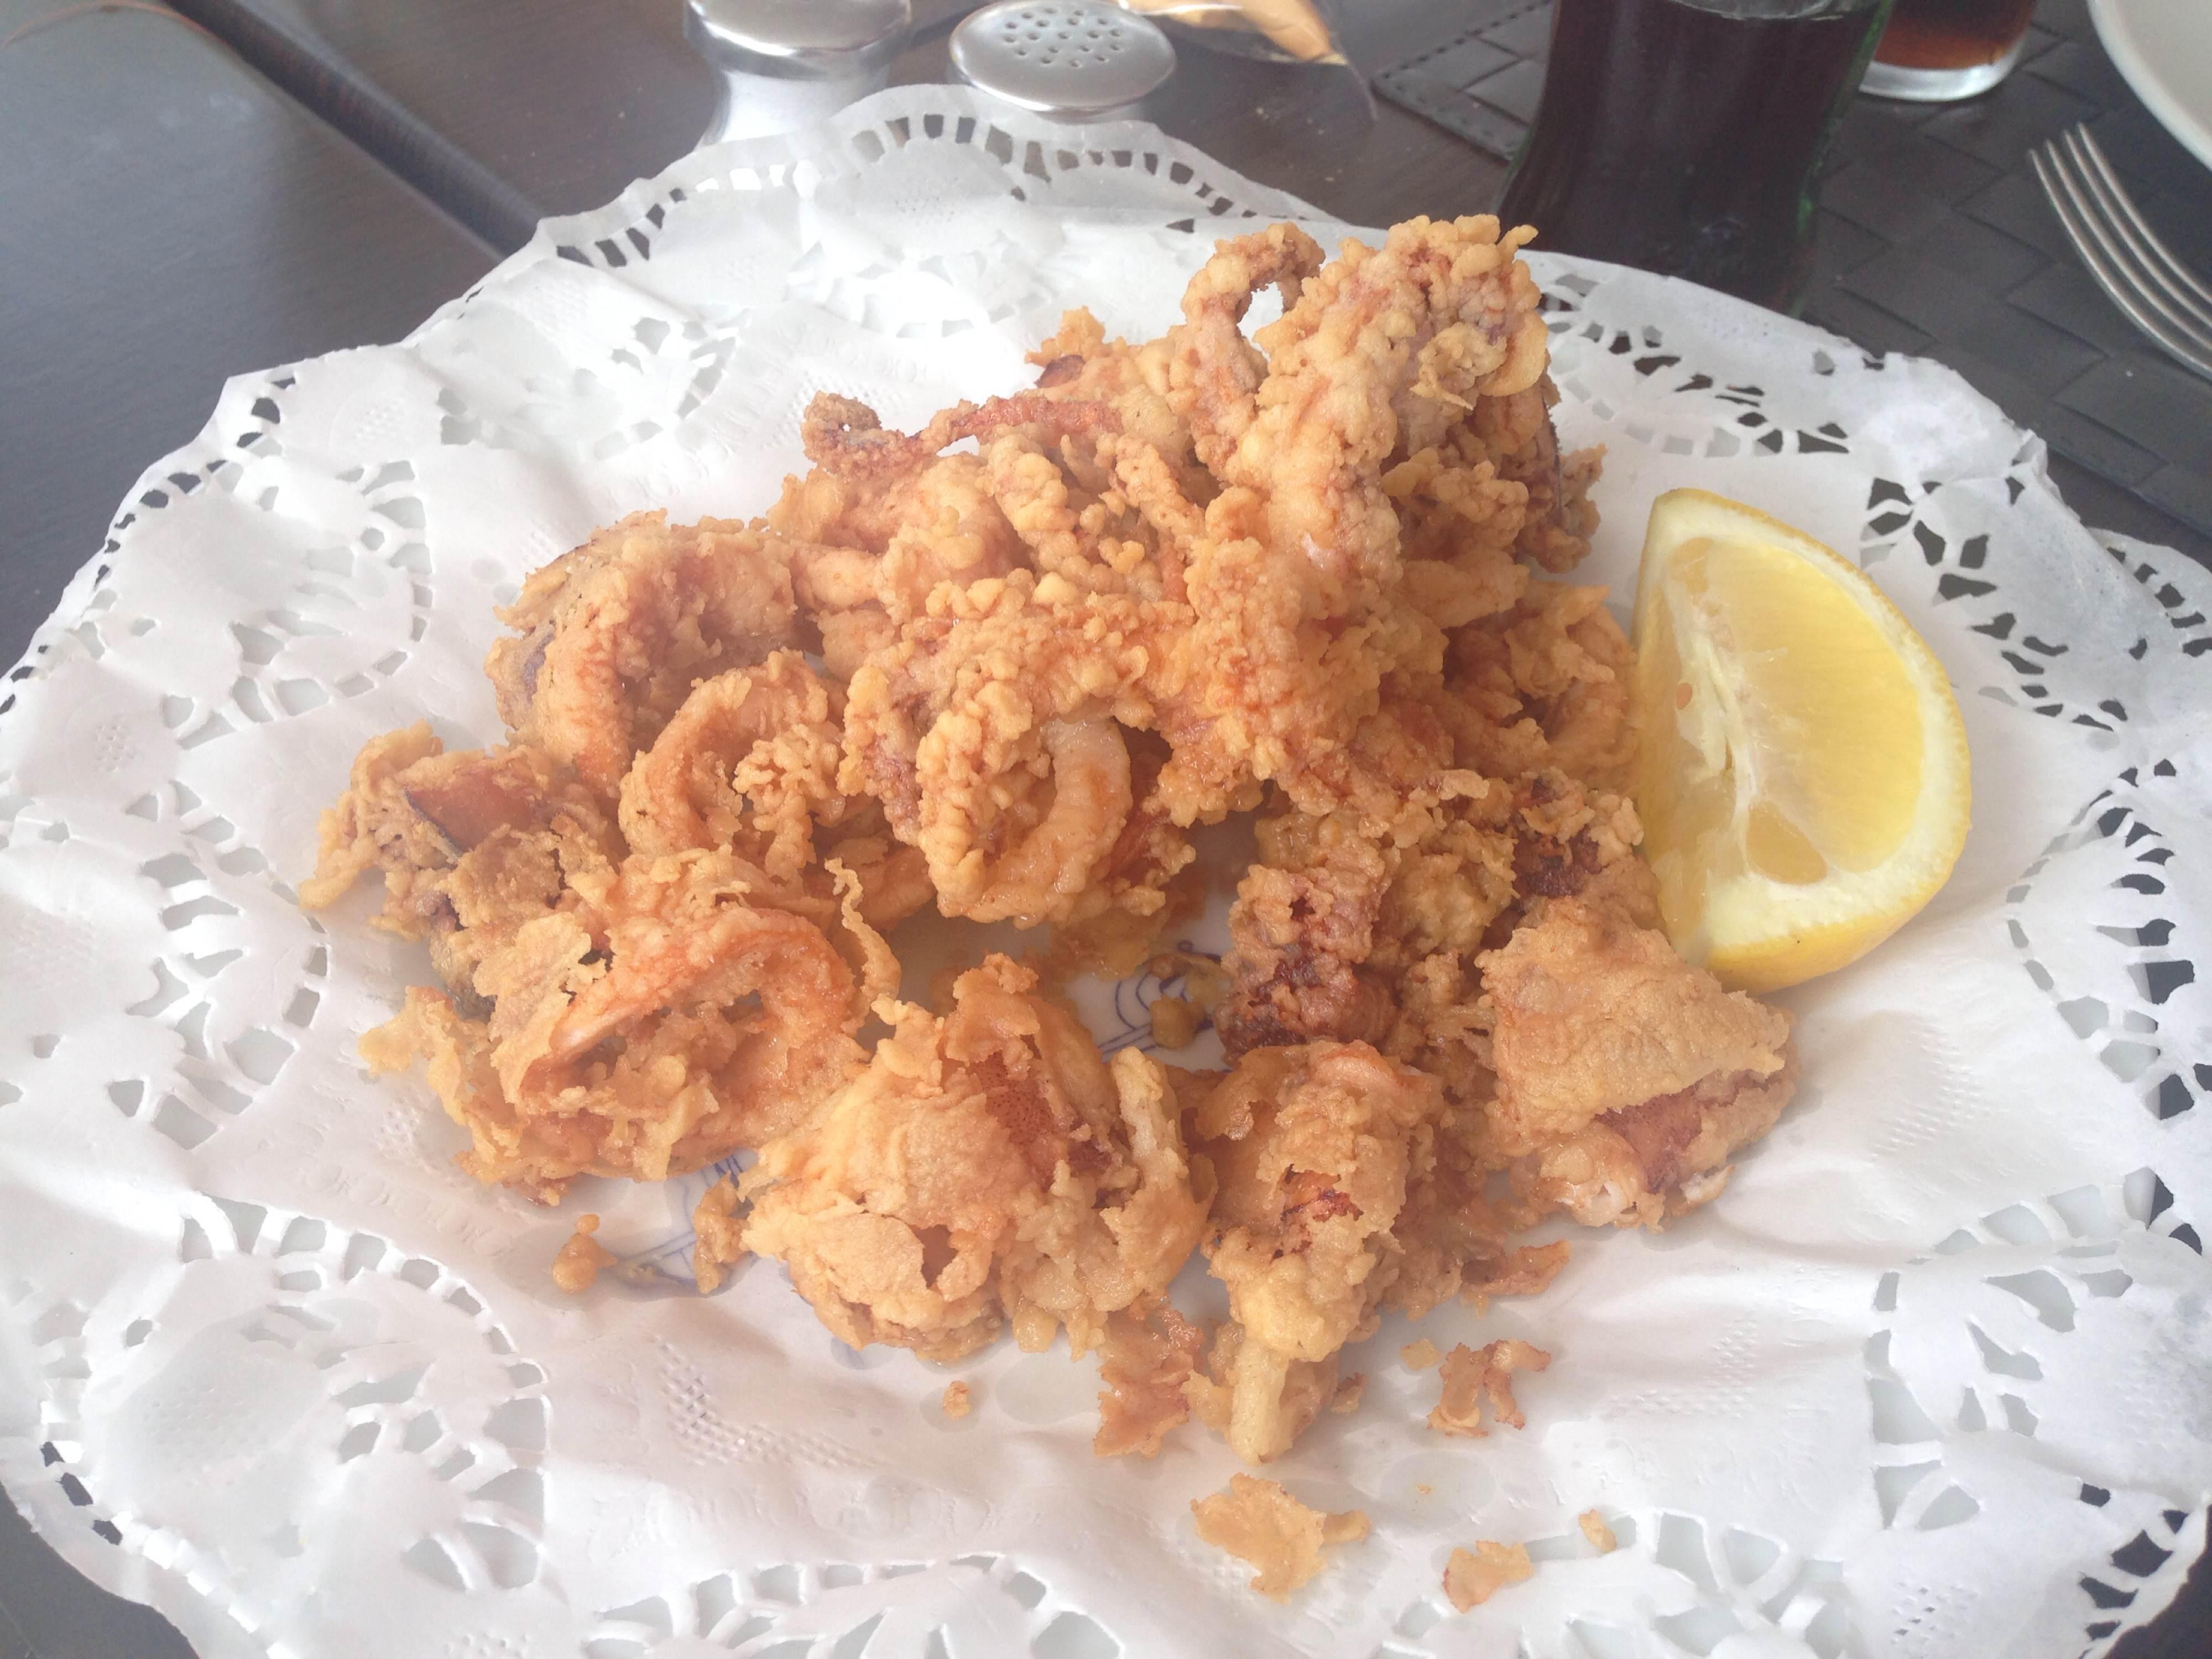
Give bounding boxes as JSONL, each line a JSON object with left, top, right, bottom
{"left": 1495, "top": 0, "right": 1895, "bottom": 315}
{"left": 1861, "top": 0, "right": 2037, "bottom": 102}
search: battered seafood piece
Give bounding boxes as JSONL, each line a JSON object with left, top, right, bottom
{"left": 1215, "top": 768, "right": 1653, "bottom": 1066}
{"left": 1441, "top": 580, "right": 1639, "bottom": 793}
{"left": 486, "top": 512, "right": 799, "bottom": 797}
{"left": 616, "top": 649, "right": 852, "bottom": 883}
{"left": 1482, "top": 897, "right": 1797, "bottom": 1227}
{"left": 299, "top": 724, "right": 624, "bottom": 997}
{"left": 1186, "top": 1042, "right": 1441, "bottom": 1463}
{"left": 743, "top": 957, "right": 1209, "bottom": 1361}
{"left": 839, "top": 576, "right": 1188, "bottom": 927}
{"left": 1152, "top": 217, "right": 1572, "bottom": 825}
{"left": 778, "top": 451, "right": 1032, "bottom": 680}
{"left": 360, "top": 849, "right": 881, "bottom": 1199}
{"left": 1208, "top": 217, "right": 1552, "bottom": 615}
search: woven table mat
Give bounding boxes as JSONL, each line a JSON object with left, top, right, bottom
{"left": 1375, "top": 0, "right": 2212, "bottom": 542}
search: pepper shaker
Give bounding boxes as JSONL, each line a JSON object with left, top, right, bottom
{"left": 950, "top": 0, "right": 1177, "bottom": 123}
{"left": 684, "top": 0, "right": 914, "bottom": 145}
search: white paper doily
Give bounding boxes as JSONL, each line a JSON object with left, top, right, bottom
{"left": 2, "top": 87, "right": 2209, "bottom": 1659}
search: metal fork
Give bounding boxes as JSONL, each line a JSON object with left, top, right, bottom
{"left": 2031, "top": 124, "right": 2212, "bottom": 385}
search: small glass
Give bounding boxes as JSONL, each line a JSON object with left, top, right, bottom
{"left": 1496, "top": 0, "right": 1895, "bottom": 315}
{"left": 1860, "top": 0, "right": 2037, "bottom": 103}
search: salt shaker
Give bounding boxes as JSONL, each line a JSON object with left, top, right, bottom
{"left": 684, "top": 0, "right": 914, "bottom": 145}
{"left": 950, "top": 0, "right": 1177, "bottom": 122}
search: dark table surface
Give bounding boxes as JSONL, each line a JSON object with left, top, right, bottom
{"left": 2, "top": 1, "right": 2206, "bottom": 1653}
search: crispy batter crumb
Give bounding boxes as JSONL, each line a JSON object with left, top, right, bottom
{"left": 1095, "top": 1296, "right": 1206, "bottom": 1458}
{"left": 691, "top": 1177, "right": 747, "bottom": 1293}
{"left": 1429, "top": 1339, "right": 1552, "bottom": 1437}
{"left": 1149, "top": 949, "right": 1230, "bottom": 1014}
{"left": 942, "top": 1380, "right": 973, "bottom": 1419}
{"left": 1149, "top": 993, "right": 1202, "bottom": 1050}
{"left": 1400, "top": 1337, "right": 1443, "bottom": 1370}
{"left": 1329, "top": 1372, "right": 1366, "bottom": 1413}
{"left": 1579, "top": 1509, "right": 1617, "bottom": 1553}
{"left": 551, "top": 1214, "right": 616, "bottom": 1293}
{"left": 1415, "top": 1483, "right": 1432, "bottom": 1497}
{"left": 1463, "top": 1240, "right": 1573, "bottom": 1311}
{"left": 1191, "top": 1474, "right": 1369, "bottom": 1600}
{"left": 1443, "top": 1541, "right": 1533, "bottom": 1611}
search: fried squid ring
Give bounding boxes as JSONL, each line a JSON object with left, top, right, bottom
{"left": 617, "top": 650, "right": 851, "bottom": 881}
{"left": 399, "top": 850, "right": 873, "bottom": 1191}
{"left": 485, "top": 512, "right": 797, "bottom": 797}
{"left": 842, "top": 580, "right": 1174, "bottom": 927}
{"left": 943, "top": 715, "right": 1134, "bottom": 925}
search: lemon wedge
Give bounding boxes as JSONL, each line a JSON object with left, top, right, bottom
{"left": 1631, "top": 488, "right": 1971, "bottom": 993}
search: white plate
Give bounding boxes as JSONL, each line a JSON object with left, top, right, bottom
{"left": 2091, "top": 0, "right": 2212, "bottom": 171}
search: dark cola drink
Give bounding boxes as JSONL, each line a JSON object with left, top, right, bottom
{"left": 1496, "top": 0, "right": 1894, "bottom": 314}
{"left": 1876, "top": 0, "right": 2034, "bottom": 67}
{"left": 1863, "top": 0, "right": 2035, "bottom": 100}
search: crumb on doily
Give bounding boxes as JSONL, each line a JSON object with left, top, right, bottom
{"left": 942, "top": 1380, "right": 973, "bottom": 1419}
{"left": 1579, "top": 1509, "right": 1617, "bottom": 1553}
{"left": 551, "top": 1214, "right": 616, "bottom": 1293}
{"left": 1192, "top": 1474, "right": 1369, "bottom": 1601}
{"left": 1329, "top": 1372, "right": 1365, "bottom": 1413}
{"left": 1462, "top": 1240, "right": 1572, "bottom": 1311}
{"left": 1094, "top": 1294, "right": 1203, "bottom": 1459}
{"left": 692, "top": 1177, "right": 745, "bottom": 1293}
{"left": 1444, "top": 1540, "right": 1533, "bottom": 1611}
{"left": 1401, "top": 1337, "right": 1442, "bottom": 1370}
{"left": 1430, "top": 1339, "right": 1551, "bottom": 1438}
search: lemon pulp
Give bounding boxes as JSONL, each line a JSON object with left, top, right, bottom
{"left": 1632, "top": 490, "right": 1971, "bottom": 992}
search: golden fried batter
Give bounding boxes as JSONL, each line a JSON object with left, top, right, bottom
{"left": 487, "top": 512, "right": 798, "bottom": 797}
{"left": 1429, "top": 1338, "right": 1551, "bottom": 1437}
{"left": 1187, "top": 1041, "right": 1441, "bottom": 1462}
{"left": 1444, "top": 1540, "right": 1535, "bottom": 1610}
{"left": 305, "top": 214, "right": 1814, "bottom": 1486}
{"left": 742, "top": 957, "right": 1208, "bottom": 1361}
{"left": 1192, "top": 1474, "right": 1370, "bottom": 1601}
{"left": 361, "top": 849, "right": 873, "bottom": 1198}
{"left": 1094, "top": 1293, "right": 1206, "bottom": 1458}
{"left": 617, "top": 649, "right": 852, "bottom": 881}
{"left": 1482, "top": 897, "right": 1796, "bottom": 1226}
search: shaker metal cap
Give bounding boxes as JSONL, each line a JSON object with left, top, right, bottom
{"left": 951, "top": 1, "right": 1176, "bottom": 117}
{"left": 685, "top": 0, "right": 913, "bottom": 80}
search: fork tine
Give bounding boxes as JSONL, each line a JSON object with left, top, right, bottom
{"left": 2047, "top": 135, "right": 2212, "bottom": 359}
{"left": 2033, "top": 143, "right": 2212, "bottom": 383}
{"left": 2043, "top": 167, "right": 2212, "bottom": 378}
{"left": 2062, "top": 127, "right": 2212, "bottom": 333}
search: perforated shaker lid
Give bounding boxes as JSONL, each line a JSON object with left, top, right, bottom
{"left": 685, "top": 0, "right": 913, "bottom": 80}
{"left": 950, "top": 0, "right": 1177, "bottom": 116}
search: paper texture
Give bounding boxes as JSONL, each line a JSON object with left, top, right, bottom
{"left": 1, "top": 86, "right": 2207, "bottom": 1659}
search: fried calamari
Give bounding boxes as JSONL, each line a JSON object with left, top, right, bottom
{"left": 741, "top": 957, "right": 1209, "bottom": 1361}
{"left": 304, "top": 214, "right": 1804, "bottom": 1507}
